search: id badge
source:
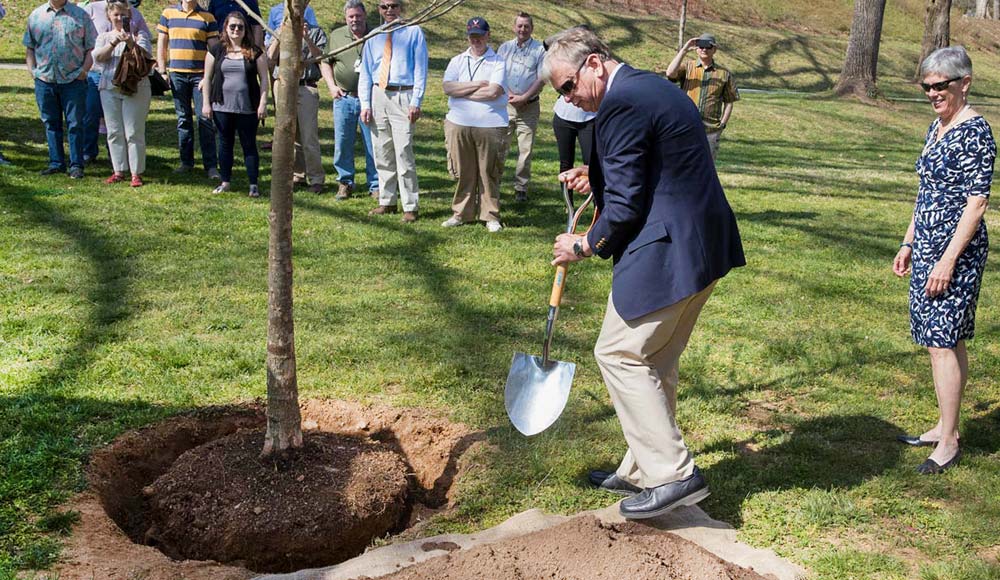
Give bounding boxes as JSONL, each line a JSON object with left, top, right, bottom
{"left": 354, "top": 57, "right": 362, "bottom": 73}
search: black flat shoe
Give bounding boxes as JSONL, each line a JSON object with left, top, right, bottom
{"left": 916, "top": 448, "right": 962, "bottom": 475}
{"left": 897, "top": 434, "right": 938, "bottom": 447}
{"left": 619, "top": 466, "right": 710, "bottom": 519}
{"left": 588, "top": 470, "right": 642, "bottom": 496}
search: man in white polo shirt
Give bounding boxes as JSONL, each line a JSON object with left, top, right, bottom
{"left": 441, "top": 16, "right": 508, "bottom": 232}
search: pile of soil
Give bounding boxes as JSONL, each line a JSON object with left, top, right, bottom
{"left": 144, "top": 430, "right": 409, "bottom": 572}
{"left": 362, "top": 516, "right": 770, "bottom": 580}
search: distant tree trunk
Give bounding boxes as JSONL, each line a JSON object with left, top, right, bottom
{"left": 261, "top": 0, "right": 304, "bottom": 458}
{"left": 994, "top": 0, "right": 999, "bottom": 19}
{"left": 835, "top": 0, "right": 887, "bottom": 99}
{"left": 678, "top": 0, "right": 688, "bottom": 50}
{"left": 975, "top": 0, "right": 988, "bottom": 17}
{"left": 915, "top": 0, "right": 951, "bottom": 80}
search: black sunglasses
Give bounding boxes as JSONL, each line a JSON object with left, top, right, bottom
{"left": 556, "top": 58, "right": 589, "bottom": 97}
{"left": 920, "top": 76, "right": 962, "bottom": 92}
{"left": 228, "top": 24, "right": 244, "bottom": 30}
{"left": 379, "top": 3, "right": 399, "bottom": 9}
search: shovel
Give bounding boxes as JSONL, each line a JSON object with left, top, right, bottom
{"left": 505, "top": 184, "right": 596, "bottom": 436}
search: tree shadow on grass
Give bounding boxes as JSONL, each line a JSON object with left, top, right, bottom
{"left": 701, "top": 414, "right": 906, "bottom": 527}
{"left": 293, "top": 198, "right": 597, "bottom": 390}
{"left": 1, "top": 186, "right": 136, "bottom": 391}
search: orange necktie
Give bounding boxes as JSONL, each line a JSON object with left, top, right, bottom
{"left": 377, "top": 32, "right": 393, "bottom": 89}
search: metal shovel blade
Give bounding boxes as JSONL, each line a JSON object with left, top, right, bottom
{"left": 504, "top": 352, "right": 576, "bottom": 436}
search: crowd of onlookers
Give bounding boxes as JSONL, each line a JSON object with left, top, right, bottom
{"left": 14, "top": 0, "right": 739, "bottom": 230}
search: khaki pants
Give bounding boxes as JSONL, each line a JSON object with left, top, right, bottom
{"left": 444, "top": 120, "right": 506, "bottom": 222}
{"left": 506, "top": 99, "right": 539, "bottom": 194}
{"left": 371, "top": 86, "right": 419, "bottom": 212}
{"left": 293, "top": 84, "right": 324, "bottom": 185}
{"left": 706, "top": 129, "right": 722, "bottom": 161}
{"left": 594, "top": 281, "right": 717, "bottom": 489}
{"left": 101, "top": 82, "right": 151, "bottom": 176}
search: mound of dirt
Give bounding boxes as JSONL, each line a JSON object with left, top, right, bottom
{"left": 143, "top": 430, "right": 409, "bottom": 573}
{"left": 358, "top": 516, "right": 770, "bottom": 580}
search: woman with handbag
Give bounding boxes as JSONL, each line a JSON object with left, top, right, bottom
{"left": 201, "top": 11, "right": 268, "bottom": 197}
{"left": 92, "top": 0, "right": 152, "bottom": 187}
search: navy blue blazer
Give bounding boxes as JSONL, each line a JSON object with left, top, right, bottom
{"left": 584, "top": 64, "right": 745, "bottom": 321}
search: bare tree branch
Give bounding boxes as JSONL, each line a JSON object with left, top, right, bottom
{"left": 304, "top": 0, "right": 468, "bottom": 64}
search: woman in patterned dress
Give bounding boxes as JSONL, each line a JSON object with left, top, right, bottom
{"left": 893, "top": 46, "right": 995, "bottom": 474}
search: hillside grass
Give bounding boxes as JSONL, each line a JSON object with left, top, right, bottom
{"left": 3, "top": 1, "right": 1000, "bottom": 579}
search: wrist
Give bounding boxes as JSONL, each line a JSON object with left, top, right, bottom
{"left": 899, "top": 242, "right": 913, "bottom": 250}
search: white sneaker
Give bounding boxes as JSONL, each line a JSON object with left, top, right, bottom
{"left": 486, "top": 220, "right": 503, "bottom": 233}
{"left": 441, "top": 217, "right": 463, "bottom": 227}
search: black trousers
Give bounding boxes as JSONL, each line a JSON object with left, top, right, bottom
{"left": 213, "top": 111, "right": 259, "bottom": 185}
{"left": 552, "top": 114, "right": 594, "bottom": 173}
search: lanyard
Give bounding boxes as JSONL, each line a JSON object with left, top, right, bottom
{"left": 467, "top": 55, "right": 486, "bottom": 82}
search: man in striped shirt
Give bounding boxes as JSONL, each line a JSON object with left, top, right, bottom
{"left": 665, "top": 33, "right": 739, "bottom": 161}
{"left": 157, "top": 0, "right": 221, "bottom": 178}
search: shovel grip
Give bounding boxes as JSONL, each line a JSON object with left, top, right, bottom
{"left": 549, "top": 264, "right": 568, "bottom": 308}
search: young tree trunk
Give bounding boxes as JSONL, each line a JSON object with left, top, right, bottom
{"left": 677, "top": 0, "right": 688, "bottom": 50}
{"left": 261, "top": 0, "right": 304, "bottom": 458}
{"left": 975, "top": 0, "right": 988, "bottom": 17}
{"left": 834, "top": 0, "right": 887, "bottom": 99}
{"left": 915, "top": 0, "right": 951, "bottom": 80}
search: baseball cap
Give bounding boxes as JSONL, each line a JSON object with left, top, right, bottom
{"left": 696, "top": 33, "right": 717, "bottom": 48}
{"left": 466, "top": 17, "right": 489, "bottom": 36}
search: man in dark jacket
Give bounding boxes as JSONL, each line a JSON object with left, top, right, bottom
{"left": 544, "top": 27, "right": 745, "bottom": 519}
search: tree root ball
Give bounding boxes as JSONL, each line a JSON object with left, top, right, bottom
{"left": 143, "top": 430, "right": 409, "bottom": 573}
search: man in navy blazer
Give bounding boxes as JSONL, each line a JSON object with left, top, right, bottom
{"left": 543, "top": 27, "right": 745, "bottom": 519}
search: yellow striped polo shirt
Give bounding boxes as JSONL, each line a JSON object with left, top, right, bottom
{"left": 157, "top": 4, "right": 219, "bottom": 73}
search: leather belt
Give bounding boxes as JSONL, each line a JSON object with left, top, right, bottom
{"left": 341, "top": 90, "right": 358, "bottom": 97}
{"left": 526, "top": 96, "right": 540, "bottom": 103}
{"left": 382, "top": 84, "right": 413, "bottom": 91}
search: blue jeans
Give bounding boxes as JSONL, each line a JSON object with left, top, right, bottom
{"left": 333, "top": 94, "right": 377, "bottom": 191}
{"left": 170, "top": 72, "right": 217, "bottom": 170}
{"left": 34, "top": 78, "right": 87, "bottom": 170}
{"left": 84, "top": 70, "right": 103, "bottom": 161}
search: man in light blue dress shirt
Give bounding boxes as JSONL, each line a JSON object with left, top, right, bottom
{"left": 359, "top": 0, "right": 428, "bottom": 223}
{"left": 497, "top": 12, "right": 545, "bottom": 203}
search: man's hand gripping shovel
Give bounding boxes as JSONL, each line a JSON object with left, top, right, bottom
{"left": 504, "top": 183, "right": 598, "bottom": 436}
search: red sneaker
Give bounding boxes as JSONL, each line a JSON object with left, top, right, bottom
{"left": 130, "top": 174, "right": 143, "bottom": 187}
{"left": 105, "top": 173, "right": 125, "bottom": 184}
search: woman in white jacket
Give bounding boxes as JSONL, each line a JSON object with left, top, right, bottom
{"left": 92, "top": 0, "right": 152, "bottom": 187}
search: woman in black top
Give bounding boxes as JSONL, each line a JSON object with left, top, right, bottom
{"left": 201, "top": 11, "right": 268, "bottom": 197}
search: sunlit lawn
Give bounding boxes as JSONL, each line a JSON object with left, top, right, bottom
{"left": 3, "top": 2, "right": 1000, "bottom": 579}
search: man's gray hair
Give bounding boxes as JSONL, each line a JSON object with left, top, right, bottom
{"left": 920, "top": 46, "right": 972, "bottom": 80}
{"left": 540, "top": 26, "right": 612, "bottom": 82}
{"left": 344, "top": 0, "right": 366, "bottom": 11}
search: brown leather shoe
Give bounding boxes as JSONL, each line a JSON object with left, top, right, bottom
{"left": 401, "top": 211, "right": 418, "bottom": 223}
{"left": 335, "top": 182, "right": 353, "bottom": 200}
{"left": 308, "top": 183, "right": 324, "bottom": 194}
{"left": 369, "top": 205, "right": 397, "bottom": 215}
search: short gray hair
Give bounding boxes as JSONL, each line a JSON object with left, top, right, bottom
{"left": 540, "top": 26, "right": 612, "bottom": 82}
{"left": 344, "top": 0, "right": 366, "bottom": 11}
{"left": 920, "top": 46, "right": 972, "bottom": 80}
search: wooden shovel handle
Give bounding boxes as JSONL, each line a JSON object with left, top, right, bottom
{"left": 549, "top": 264, "right": 568, "bottom": 308}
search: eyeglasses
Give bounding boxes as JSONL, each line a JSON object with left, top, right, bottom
{"left": 556, "top": 58, "right": 589, "bottom": 97}
{"left": 228, "top": 24, "right": 244, "bottom": 30}
{"left": 379, "top": 3, "right": 399, "bottom": 9}
{"left": 920, "top": 76, "right": 962, "bottom": 92}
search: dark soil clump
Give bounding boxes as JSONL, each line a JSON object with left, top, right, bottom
{"left": 143, "top": 430, "right": 409, "bottom": 572}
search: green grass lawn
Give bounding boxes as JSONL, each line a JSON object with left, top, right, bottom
{"left": 4, "top": 1, "right": 1000, "bottom": 579}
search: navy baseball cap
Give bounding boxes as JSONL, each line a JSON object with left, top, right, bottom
{"left": 466, "top": 17, "right": 489, "bottom": 35}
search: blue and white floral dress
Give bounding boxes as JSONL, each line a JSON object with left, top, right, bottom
{"left": 910, "top": 115, "right": 995, "bottom": 348}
